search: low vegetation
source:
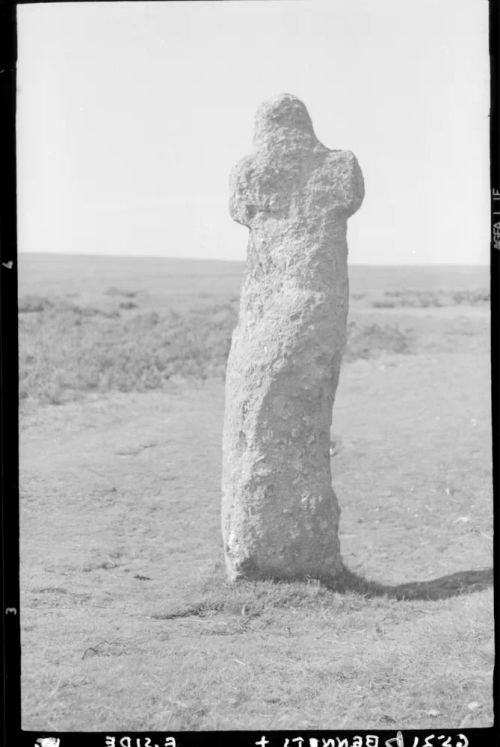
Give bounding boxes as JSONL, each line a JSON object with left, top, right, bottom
{"left": 19, "top": 296, "right": 418, "bottom": 404}
{"left": 372, "top": 288, "right": 489, "bottom": 309}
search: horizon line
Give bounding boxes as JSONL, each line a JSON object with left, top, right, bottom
{"left": 17, "top": 250, "right": 490, "bottom": 268}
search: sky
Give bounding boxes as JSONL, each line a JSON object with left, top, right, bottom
{"left": 17, "top": 0, "right": 489, "bottom": 265}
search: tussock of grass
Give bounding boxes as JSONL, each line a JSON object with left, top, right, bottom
{"left": 150, "top": 577, "right": 343, "bottom": 620}
{"left": 19, "top": 297, "right": 417, "bottom": 403}
{"left": 150, "top": 563, "right": 493, "bottom": 624}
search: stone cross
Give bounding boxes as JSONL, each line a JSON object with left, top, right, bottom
{"left": 222, "top": 93, "right": 364, "bottom": 583}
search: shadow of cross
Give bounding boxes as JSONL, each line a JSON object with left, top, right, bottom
{"left": 222, "top": 93, "right": 364, "bottom": 584}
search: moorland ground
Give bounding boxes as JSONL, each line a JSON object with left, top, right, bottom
{"left": 18, "top": 254, "right": 493, "bottom": 730}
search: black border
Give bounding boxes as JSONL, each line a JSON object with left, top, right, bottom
{"left": 2, "top": 0, "right": 499, "bottom": 745}
{"left": 1, "top": 1, "right": 20, "bottom": 746}
{"left": 490, "top": 0, "right": 500, "bottom": 740}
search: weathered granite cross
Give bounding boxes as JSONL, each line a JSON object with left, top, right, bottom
{"left": 222, "top": 93, "right": 364, "bottom": 583}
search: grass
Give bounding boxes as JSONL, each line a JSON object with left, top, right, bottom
{"left": 18, "top": 260, "right": 493, "bottom": 730}
{"left": 22, "top": 578, "right": 493, "bottom": 730}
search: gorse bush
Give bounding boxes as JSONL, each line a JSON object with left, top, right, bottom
{"left": 374, "top": 288, "right": 490, "bottom": 309}
{"left": 381, "top": 290, "right": 444, "bottom": 307}
{"left": 345, "top": 321, "right": 414, "bottom": 361}
{"left": 19, "top": 296, "right": 416, "bottom": 404}
{"left": 451, "top": 289, "right": 490, "bottom": 305}
{"left": 19, "top": 300, "right": 237, "bottom": 403}
{"left": 18, "top": 294, "right": 53, "bottom": 313}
